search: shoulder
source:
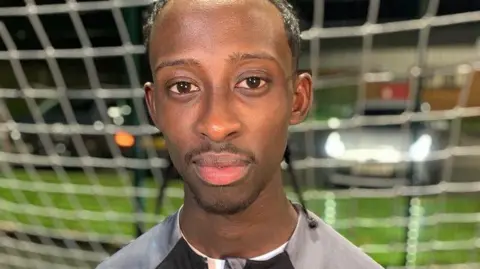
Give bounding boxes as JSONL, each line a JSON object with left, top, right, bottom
{"left": 309, "top": 212, "right": 384, "bottom": 268}
{"left": 316, "top": 217, "right": 383, "bottom": 268}
{"left": 287, "top": 210, "right": 384, "bottom": 269}
{"left": 96, "top": 211, "right": 181, "bottom": 269}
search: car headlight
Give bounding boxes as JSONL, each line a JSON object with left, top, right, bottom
{"left": 325, "top": 132, "right": 345, "bottom": 158}
{"left": 409, "top": 134, "right": 432, "bottom": 161}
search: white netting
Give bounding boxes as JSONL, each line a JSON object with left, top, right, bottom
{"left": 0, "top": 0, "right": 479, "bottom": 268}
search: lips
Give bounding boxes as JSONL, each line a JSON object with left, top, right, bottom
{"left": 192, "top": 153, "right": 251, "bottom": 186}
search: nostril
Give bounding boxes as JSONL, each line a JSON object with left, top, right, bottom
{"left": 195, "top": 99, "right": 242, "bottom": 142}
{"left": 199, "top": 122, "right": 240, "bottom": 142}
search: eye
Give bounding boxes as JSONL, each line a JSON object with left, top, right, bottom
{"left": 236, "top": 77, "right": 267, "bottom": 89}
{"left": 168, "top": 81, "right": 200, "bottom": 95}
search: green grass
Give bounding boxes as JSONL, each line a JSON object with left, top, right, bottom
{"left": 462, "top": 117, "right": 480, "bottom": 136}
{"left": 0, "top": 169, "right": 184, "bottom": 238}
{"left": 1, "top": 169, "right": 479, "bottom": 267}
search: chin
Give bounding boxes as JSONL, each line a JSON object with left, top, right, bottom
{"left": 195, "top": 197, "right": 255, "bottom": 215}
{"left": 185, "top": 173, "right": 264, "bottom": 215}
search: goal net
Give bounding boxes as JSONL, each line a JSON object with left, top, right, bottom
{"left": 0, "top": 0, "right": 479, "bottom": 268}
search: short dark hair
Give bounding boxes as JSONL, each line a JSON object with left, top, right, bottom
{"left": 143, "top": 0, "right": 301, "bottom": 70}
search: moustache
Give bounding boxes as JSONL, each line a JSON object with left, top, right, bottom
{"left": 184, "top": 142, "right": 256, "bottom": 165}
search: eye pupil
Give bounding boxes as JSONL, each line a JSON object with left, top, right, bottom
{"left": 246, "top": 77, "right": 261, "bottom": 88}
{"left": 177, "top": 82, "right": 191, "bottom": 92}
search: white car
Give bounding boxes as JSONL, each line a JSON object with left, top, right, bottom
{"left": 324, "top": 100, "right": 442, "bottom": 188}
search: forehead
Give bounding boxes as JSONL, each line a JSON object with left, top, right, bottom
{"left": 148, "top": 0, "right": 292, "bottom": 72}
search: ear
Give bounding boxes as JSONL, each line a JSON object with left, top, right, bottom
{"left": 290, "top": 72, "right": 313, "bottom": 125}
{"left": 144, "top": 82, "right": 159, "bottom": 127}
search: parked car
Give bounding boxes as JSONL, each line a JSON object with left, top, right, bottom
{"left": 8, "top": 100, "right": 180, "bottom": 180}
{"left": 9, "top": 100, "right": 111, "bottom": 161}
{"left": 321, "top": 100, "right": 442, "bottom": 188}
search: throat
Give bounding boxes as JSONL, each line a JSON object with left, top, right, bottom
{"left": 178, "top": 197, "right": 298, "bottom": 259}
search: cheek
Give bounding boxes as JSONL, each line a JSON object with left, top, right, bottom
{"left": 244, "top": 96, "right": 290, "bottom": 162}
{"left": 156, "top": 102, "right": 195, "bottom": 161}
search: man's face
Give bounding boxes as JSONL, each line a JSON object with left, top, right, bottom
{"left": 145, "top": 0, "right": 312, "bottom": 215}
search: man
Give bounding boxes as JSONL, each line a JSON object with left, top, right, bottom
{"left": 97, "top": 0, "right": 383, "bottom": 268}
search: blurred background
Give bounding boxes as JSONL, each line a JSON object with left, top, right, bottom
{"left": 0, "top": 0, "right": 479, "bottom": 268}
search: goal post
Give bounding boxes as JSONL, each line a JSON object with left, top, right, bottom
{"left": 0, "top": 1, "right": 479, "bottom": 269}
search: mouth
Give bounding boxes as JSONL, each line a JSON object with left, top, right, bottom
{"left": 191, "top": 153, "right": 252, "bottom": 186}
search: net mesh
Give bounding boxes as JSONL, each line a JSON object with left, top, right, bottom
{"left": 0, "top": 0, "right": 479, "bottom": 268}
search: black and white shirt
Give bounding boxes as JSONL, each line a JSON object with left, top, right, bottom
{"left": 96, "top": 204, "right": 384, "bottom": 269}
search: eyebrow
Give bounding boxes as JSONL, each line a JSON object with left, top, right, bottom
{"left": 154, "top": 58, "right": 201, "bottom": 73}
{"left": 227, "top": 52, "right": 278, "bottom": 64}
{"left": 154, "top": 52, "right": 280, "bottom": 73}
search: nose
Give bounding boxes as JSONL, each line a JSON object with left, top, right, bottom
{"left": 195, "top": 93, "right": 242, "bottom": 142}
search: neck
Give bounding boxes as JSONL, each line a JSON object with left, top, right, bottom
{"left": 179, "top": 170, "right": 298, "bottom": 259}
